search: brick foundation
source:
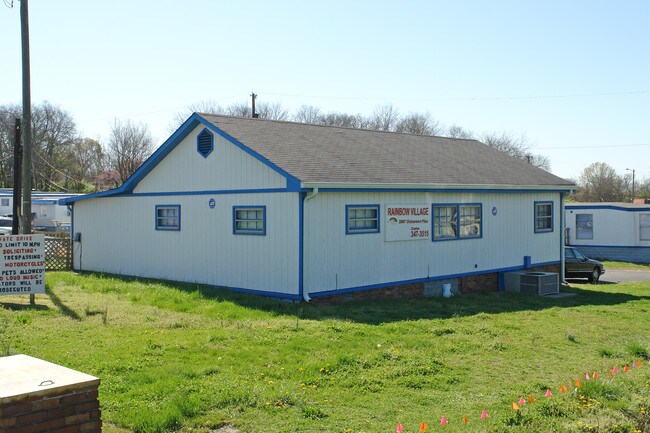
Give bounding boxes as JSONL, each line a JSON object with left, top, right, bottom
{"left": 310, "top": 265, "right": 558, "bottom": 303}
{"left": 0, "top": 355, "right": 101, "bottom": 433}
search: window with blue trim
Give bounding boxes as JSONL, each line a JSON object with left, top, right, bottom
{"left": 233, "top": 206, "right": 266, "bottom": 235}
{"left": 197, "top": 128, "right": 213, "bottom": 158}
{"left": 433, "top": 204, "right": 481, "bottom": 241}
{"left": 346, "top": 205, "right": 379, "bottom": 234}
{"left": 534, "top": 201, "right": 553, "bottom": 233}
{"left": 155, "top": 205, "right": 180, "bottom": 231}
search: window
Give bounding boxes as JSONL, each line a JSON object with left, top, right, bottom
{"left": 197, "top": 128, "right": 214, "bottom": 158}
{"left": 1, "top": 198, "right": 9, "bottom": 207}
{"left": 575, "top": 214, "right": 593, "bottom": 239}
{"left": 155, "top": 205, "right": 180, "bottom": 231}
{"left": 641, "top": 214, "right": 650, "bottom": 241}
{"left": 534, "top": 201, "right": 553, "bottom": 233}
{"left": 233, "top": 206, "right": 266, "bottom": 235}
{"left": 433, "top": 204, "right": 481, "bottom": 241}
{"left": 346, "top": 205, "right": 379, "bottom": 234}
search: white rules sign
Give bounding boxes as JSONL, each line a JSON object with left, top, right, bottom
{"left": 0, "top": 234, "right": 46, "bottom": 295}
{"left": 385, "top": 205, "right": 431, "bottom": 242}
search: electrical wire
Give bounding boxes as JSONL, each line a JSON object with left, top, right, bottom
{"left": 536, "top": 143, "right": 650, "bottom": 150}
{"left": 264, "top": 89, "right": 650, "bottom": 102}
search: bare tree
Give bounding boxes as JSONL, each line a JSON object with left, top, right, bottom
{"left": 257, "top": 102, "right": 290, "bottom": 120}
{"left": 319, "top": 112, "right": 365, "bottom": 128}
{"left": 395, "top": 112, "right": 441, "bottom": 135}
{"left": 293, "top": 105, "right": 323, "bottom": 124}
{"left": 107, "top": 119, "right": 154, "bottom": 185}
{"left": 369, "top": 104, "right": 400, "bottom": 132}
{"left": 447, "top": 124, "right": 475, "bottom": 139}
{"left": 576, "top": 162, "right": 625, "bottom": 202}
{"left": 480, "top": 131, "right": 550, "bottom": 171}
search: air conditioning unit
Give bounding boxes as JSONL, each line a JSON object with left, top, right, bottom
{"left": 504, "top": 271, "right": 559, "bottom": 296}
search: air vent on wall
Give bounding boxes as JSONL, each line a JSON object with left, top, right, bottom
{"left": 197, "top": 128, "right": 214, "bottom": 158}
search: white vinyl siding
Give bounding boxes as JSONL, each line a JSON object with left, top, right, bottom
{"left": 304, "top": 192, "right": 560, "bottom": 295}
{"left": 134, "top": 126, "right": 286, "bottom": 193}
{"left": 72, "top": 193, "right": 299, "bottom": 295}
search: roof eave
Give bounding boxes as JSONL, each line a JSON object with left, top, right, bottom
{"left": 301, "top": 182, "right": 575, "bottom": 192}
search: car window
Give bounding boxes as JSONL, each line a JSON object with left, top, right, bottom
{"left": 565, "top": 248, "right": 575, "bottom": 259}
{"left": 574, "top": 249, "right": 586, "bottom": 260}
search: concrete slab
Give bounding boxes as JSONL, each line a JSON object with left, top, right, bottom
{"left": 0, "top": 354, "right": 99, "bottom": 404}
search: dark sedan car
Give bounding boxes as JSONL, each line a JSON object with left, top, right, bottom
{"left": 565, "top": 246, "right": 605, "bottom": 283}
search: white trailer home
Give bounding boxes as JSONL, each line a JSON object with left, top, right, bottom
{"left": 62, "top": 114, "right": 574, "bottom": 301}
{"left": 565, "top": 202, "right": 650, "bottom": 263}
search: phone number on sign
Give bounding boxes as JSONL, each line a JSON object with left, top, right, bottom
{"left": 410, "top": 229, "right": 429, "bottom": 238}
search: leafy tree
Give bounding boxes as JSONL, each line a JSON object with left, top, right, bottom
{"left": 0, "top": 102, "right": 77, "bottom": 191}
{"left": 62, "top": 138, "right": 105, "bottom": 193}
{"left": 107, "top": 119, "right": 154, "bottom": 185}
{"left": 576, "top": 162, "right": 625, "bottom": 202}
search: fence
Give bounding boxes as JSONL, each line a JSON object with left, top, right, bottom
{"left": 42, "top": 232, "right": 72, "bottom": 271}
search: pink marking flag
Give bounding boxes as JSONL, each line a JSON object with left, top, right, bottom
{"left": 396, "top": 423, "right": 404, "bottom": 433}
{"left": 440, "top": 416, "right": 448, "bottom": 426}
{"left": 545, "top": 389, "right": 552, "bottom": 398}
{"left": 481, "top": 410, "right": 488, "bottom": 420}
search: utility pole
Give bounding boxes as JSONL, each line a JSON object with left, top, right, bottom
{"left": 20, "top": 0, "right": 34, "bottom": 305}
{"left": 12, "top": 118, "right": 22, "bottom": 235}
{"left": 251, "top": 92, "right": 259, "bottom": 118}
{"left": 626, "top": 168, "right": 635, "bottom": 203}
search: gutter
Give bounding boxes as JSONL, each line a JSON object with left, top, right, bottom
{"left": 301, "top": 188, "right": 318, "bottom": 302}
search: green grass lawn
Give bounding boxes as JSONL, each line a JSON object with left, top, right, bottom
{"left": 604, "top": 261, "right": 650, "bottom": 271}
{"left": 1, "top": 272, "right": 649, "bottom": 433}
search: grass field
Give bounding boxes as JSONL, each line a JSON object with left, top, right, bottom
{"left": 1, "top": 272, "right": 648, "bottom": 433}
{"left": 604, "top": 261, "right": 650, "bottom": 271}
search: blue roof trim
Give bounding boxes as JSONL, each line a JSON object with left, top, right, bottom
{"left": 569, "top": 244, "right": 650, "bottom": 249}
{"left": 60, "top": 113, "right": 303, "bottom": 205}
{"left": 566, "top": 204, "right": 650, "bottom": 212}
{"left": 308, "top": 260, "right": 561, "bottom": 298}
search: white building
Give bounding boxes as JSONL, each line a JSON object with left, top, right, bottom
{"left": 62, "top": 114, "right": 574, "bottom": 301}
{"left": 0, "top": 190, "right": 79, "bottom": 231}
{"left": 565, "top": 202, "right": 650, "bottom": 263}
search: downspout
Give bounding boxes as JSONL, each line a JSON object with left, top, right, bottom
{"left": 560, "top": 192, "right": 566, "bottom": 284}
{"left": 301, "top": 188, "right": 319, "bottom": 302}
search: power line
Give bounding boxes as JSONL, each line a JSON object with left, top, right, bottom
{"left": 264, "top": 89, "right": 650, "bottom": 103}
{"left": 536, "top": 143, "right": 650, "bottom": 150}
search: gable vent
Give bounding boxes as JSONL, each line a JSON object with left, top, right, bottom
{"left": 197, "top": 128, "right": 214, "bottom": 158}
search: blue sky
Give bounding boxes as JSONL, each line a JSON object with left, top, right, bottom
{"left": 1, "top": 0, "right": 648, "bottom": 183}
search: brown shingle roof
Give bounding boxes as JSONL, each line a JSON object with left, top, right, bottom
{"left": 199, "top": 114, "right": 574, "bottom": 188}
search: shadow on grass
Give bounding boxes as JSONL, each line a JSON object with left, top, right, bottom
{"left": 46, "top": 289, "right": 81, "bottom": 321}
{"left": 69, "top": 271, "right": 650, "bottom": 325}
{"left": 0, "top": 301, "right": 49, "bottom": 312}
